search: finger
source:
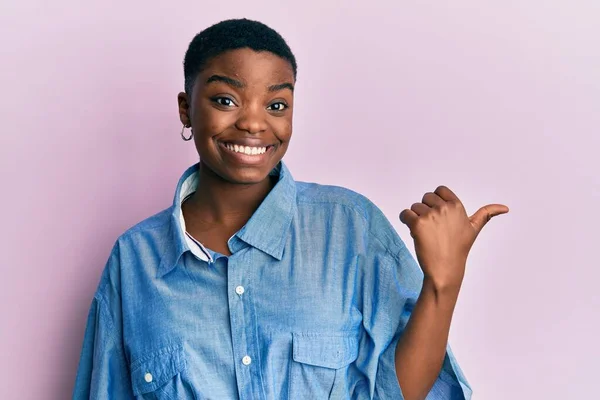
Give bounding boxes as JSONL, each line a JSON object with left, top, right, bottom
{"left": 434, "top": 186, "right": 460, "bottom": 202}
{"left": 399, "top": 209, "right": 419, "bottom": 228}
{"left": 410, "top": 202, "right": 431, "bottom": 216}
{"left": 422, "top": 192, "right": 445, "bottom": 208}
{"left": 469, "top": 204, "right": 510, "bottom": 233}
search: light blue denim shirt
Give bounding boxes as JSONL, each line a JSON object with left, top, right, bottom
{"left": 73, "top": 162, "right": 472, "bottom": 399}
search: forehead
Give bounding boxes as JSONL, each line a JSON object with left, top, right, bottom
{"left": 200, "top": 48, "right": 295, "bottom": 86}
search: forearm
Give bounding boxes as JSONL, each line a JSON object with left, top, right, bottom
{"left": 394, "top": 277, "right": 461, "bottom": 400}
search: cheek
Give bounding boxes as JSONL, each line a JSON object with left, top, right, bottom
{"left": 196, "top": 107, "right": 236, "bottom": 134}
{"left": 273, "top": 117, "right": 293, "bottom": 141}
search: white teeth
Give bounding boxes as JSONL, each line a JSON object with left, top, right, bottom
{"left": 225, "top": 143, "right": 268, "bottom": 155}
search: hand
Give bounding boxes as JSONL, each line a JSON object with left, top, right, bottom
{"left": 399, "top": 186, "right": 509, "bottom": 291}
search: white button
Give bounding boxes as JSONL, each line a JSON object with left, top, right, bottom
{"left": 235, "top": 286, "right": 245, "bottom": 295}
{"left": 144, "top": 372, "right": 153, "bottom": 383}
{"left": 242, "top": 355, "right": 252, "bottom": 365}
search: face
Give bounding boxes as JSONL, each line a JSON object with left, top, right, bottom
{"left": 178, "top": 48, "right": 295, "bottom": 184}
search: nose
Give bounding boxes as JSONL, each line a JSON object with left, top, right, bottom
{"left": 235, "top": 102, "right": 268, "bottom": 134}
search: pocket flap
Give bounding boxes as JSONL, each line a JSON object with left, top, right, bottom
{"left": 130, "top": 344, "right": 186, "bottom": 396}
{"left": 292, "top": 332, "right": 359, "bottom": 369}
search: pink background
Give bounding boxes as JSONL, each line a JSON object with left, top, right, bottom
{"left": 1, "top": 1, "right": 599, "bottom": 399}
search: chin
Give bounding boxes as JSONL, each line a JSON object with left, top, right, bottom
{"left": 218, "top": 164, "right": 275, "bottom": 185}
{"left": 199, "top": 142, "right": 285, "bottom": 185}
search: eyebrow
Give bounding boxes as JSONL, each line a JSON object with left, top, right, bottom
{"left": 206, "top": 75, "right": 244, "bottom": 88}
{"left": 268, "top": 82, "right": 294, "bottom": 93}
{"left": 206, "top": 74, "right": 294, "bottom": 93}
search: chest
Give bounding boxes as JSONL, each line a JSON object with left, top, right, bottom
{"left": 122, "top": 247, "right": 365, "bottom": 399}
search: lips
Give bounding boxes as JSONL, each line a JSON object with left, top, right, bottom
{"left": 220, "top": 139, "right": 275, "bottom": 147}
{"left": 223, "top": 142, "right": 269, "bottom": 155}
{"left": 217, "top": 140, "right": 276, "bottom": 164}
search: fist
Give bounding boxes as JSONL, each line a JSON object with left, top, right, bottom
{"left": 399, "top": 186, "right": 508, "bottom": 290}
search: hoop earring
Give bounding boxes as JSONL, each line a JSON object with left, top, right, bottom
{"left": 180, "top": 125, "right": 193, "bottom": 141}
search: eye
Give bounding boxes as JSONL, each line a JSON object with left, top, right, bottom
{"left": 212, "top": 97, "right": 236, "bottom": 107}
{"left": 267, "top": 102, "right": 288, "bottom": 112}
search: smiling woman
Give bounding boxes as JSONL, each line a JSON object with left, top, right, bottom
{"left": 178, "top": 47, "right": 295, "bottom": 185}
{"left": 71, "top": 18, "right": 487, "bottom": 400}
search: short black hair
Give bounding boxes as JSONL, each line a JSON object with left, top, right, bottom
{"left": 183, "top": 18, "right": 297, "bottom": 95}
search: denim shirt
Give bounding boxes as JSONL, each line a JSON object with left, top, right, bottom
{"left": 73, "top": 162, "right": 472, "bottom": 399}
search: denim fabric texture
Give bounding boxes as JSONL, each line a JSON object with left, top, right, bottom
{"left": 73, "top": 162, "right": 472, "bottom": 400}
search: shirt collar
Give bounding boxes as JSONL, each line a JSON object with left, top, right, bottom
{"left": 234, "top": 162, "right": 296, "bottom": 259}
{"left": 157, "top": 162, "right": 296, "bottom": 277}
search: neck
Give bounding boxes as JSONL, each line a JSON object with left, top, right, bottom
{"left": 185, "top": 162, "right": 275, "bottom": 227}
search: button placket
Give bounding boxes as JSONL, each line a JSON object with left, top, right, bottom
{"left": 227, "top": 251, "right": 260, "bottom": 399}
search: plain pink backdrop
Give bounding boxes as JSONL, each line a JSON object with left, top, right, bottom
{"left": 1, "top": 1, "right": 598, "bottom": 399}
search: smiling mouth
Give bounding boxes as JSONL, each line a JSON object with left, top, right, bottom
{"left": 219, "top": 142, "right": 275, "bottom": 156}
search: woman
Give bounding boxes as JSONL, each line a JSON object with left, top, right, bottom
{"left": 73, "top": 18, "right": 507, "bottom": 399}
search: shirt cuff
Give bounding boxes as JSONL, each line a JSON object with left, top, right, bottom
{"left": 426, "top": 345, "right": 472, "bottom": 400}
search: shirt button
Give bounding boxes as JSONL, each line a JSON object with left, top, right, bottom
{"left": 235, "top": 285, "right": 245, "bottom": 295}
{"left": 144, "top": 372, "right": 153, "bottom": 383}
{"left": 242, "top": 355, "right": 252, "bottom": 365}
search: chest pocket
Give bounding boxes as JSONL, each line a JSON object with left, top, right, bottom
{"left": 289, "top": 332, "right": 359, "bottom": 399}
{"left": 130, "top": 344, "right": 194, "bottom": 400}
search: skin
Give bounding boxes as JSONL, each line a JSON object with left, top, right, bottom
{"left": 176, "top": 47, "right": 509, "bottom": 399}
{"left": 177, "top": 48, "right": 295, "bottom": 255}
{"left": 396, "top": 188, "right": 509, "bottom": 399}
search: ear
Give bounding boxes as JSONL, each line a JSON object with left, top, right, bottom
{"left": 177, "top": 92, "right": 191, "bottom": 127}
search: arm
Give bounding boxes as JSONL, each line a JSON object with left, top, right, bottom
{"left": 394, "top": 277, "right": 460, "bottom": 400}
{"left": 396, "top": 185, "right": 508, "bottom": 400}
{"left": 72, "top": 245, "right": 133, "bottom": 399}
{"left": 72, "top": 294, "right": 133, "bottom": 399}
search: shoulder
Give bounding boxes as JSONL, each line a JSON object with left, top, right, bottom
{"left": 110, "top": 206, "right": 174, "bottom": 264}
{"left": 295, "top": 181, "right": 404, "bottom": 247}
{"left": 118, "top": 207, "right": 173, "bottom": 242}
{"left": 295, "top": 181, "right": 378, "bottom": 221}
{"left": 96, "top": 207, "right": 173, "bottom": 292}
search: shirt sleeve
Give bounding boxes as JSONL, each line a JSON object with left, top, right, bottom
{"left": 355, "top": 204, "right": 473, "bottom": 400}
{"left": 72, "top": 245, "right": 134, "bottom": 399}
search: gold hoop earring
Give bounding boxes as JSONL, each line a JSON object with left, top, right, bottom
{"left": 180, "top": 125, "right": 193, "bottom": 141}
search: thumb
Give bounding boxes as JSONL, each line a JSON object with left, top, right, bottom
{"left": 469, "top": 204, "right": 509, "bottom": 234}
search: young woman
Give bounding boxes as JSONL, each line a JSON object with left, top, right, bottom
{"left": 73, "top": 18, "right": 508, "bottom": 400}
